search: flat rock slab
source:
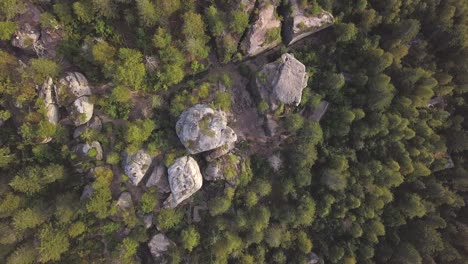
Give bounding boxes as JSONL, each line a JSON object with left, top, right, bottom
{"left": 123, "top": 150, "right": 152, "bottom": 186}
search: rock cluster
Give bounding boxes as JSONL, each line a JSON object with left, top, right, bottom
{"left": 57, "top": 72, "right": 94, "bottom": 126}
{"left": 241, "top": 1, "right": 282, "bottom": 57}
{"left": 123, "top": 150, "right": 152, "bottom": 186}
{"left": 284, "top": 0, "right": 334, "bottom": 45}
{"left": 148, "top": 233, "right": 175, "bottom": 260}
{"left": 163, "top": 156, "right": 203, "bottom": 208}
{"left": 176, "top": 104, "right": 237, "bottom": 155}
{"left": 73, "top": 115, "right": 102, "bottom": 139}
{"left": 256, "top": 53, "right": 308, "bottom": 109}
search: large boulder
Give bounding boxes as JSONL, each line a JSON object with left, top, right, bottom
{"left": 163, "top": 156, "right": 203, "bottom": 208}
{"left": 57, "top": 72, "right": 92, "bottom": 106}
{"left": 284, "top": 0, "right": 334, "bottom": 45}
{"left": 148, "top": 233, "right": 175, "bottom": 261}
{"left": 256, "top": 53, "right": 308, "bottom": 110}
{"left": 123, "top": 150, "right": 152, "bottom": 186}
{"left": 146, "top": 164, "right": 171, "bottom": 193}
{"left": 241, "top": 1, "right": 282, "bottom": 57}
{"left": 176, "top": 104, "right": 237, "bottom": 155}
{"left": 56, "top": 72, "right": 94, "bottom": 126}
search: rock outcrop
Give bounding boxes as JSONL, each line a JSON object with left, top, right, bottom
{"left": 146, "top": 164, "right": 171, "bottom": 193}
{"left": 241, "top": 1, "right": 282, "bottom": 57}
{"left": 123, "top": 150, "right": 152, "bottom": 186}
{"left": 163, "top": 156, "right": 203, "bottom": 208}
{"left": 74, "top": 141, "right": 103, "bottom": 161}
{"left": 256, "top": 53, "right": 308, "bottom": 110}
{"left": 148, "top": 233, "right": 175, "bottom": 260}
{"left": 11, "top": 25, "right": 40, "bottom": 51}
{"left": 176, "top": 104, "right": 237, "bottom": 155}
{"left": 39, "top": 77, "right": 59, "bottom": 125}
{"left": 57, "top": 72, "right": 94, "bottom": 126}
{"left": 284, "top": 0, "right": 334, "bottom": 45}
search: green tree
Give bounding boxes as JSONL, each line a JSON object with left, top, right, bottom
{"left": 230, "top": 10, "right": 249, "bottom": 34}
{"left": 180, "top": 226, "right": 200, "bottom": 251}
{"left": 156, "top": 208, "right": 184, "bottom": 230}
{"left": 0, "top": 21, "right": 16, "bottom": 40}
{"left": 136, "top": 0, "right": 157, "bottom": 26}
{"left": 30, "top": 58, "right": 59, "bottom": 83}
{"left": 13, "top": 207, "right": 47, "bottom": 230}
{"left": 37, "top": 224, "right": 70, "bottom": 262}
{"left": 114, "top": 48, "right": 146, "bottom": 90}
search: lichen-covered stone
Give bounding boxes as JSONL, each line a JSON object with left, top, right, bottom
{"left": 57, "top": 72, "right": 92, "bottom": 106}
{"left": 163, "top": 156, "right": 203, "bottom": 208}
{"left": 256, "top": 53, "right": 308, "bottom": 109}
{"left": 176, "top": 104, "right": 237, "bottom": 154}
{"left": 69, "top": 96, "right": 94, "bottom": 126}
{"left": 39, "top": 77, "right": 59, "bottom": 125}
{"left": 123, "top": 150, "right": 152, "bottom": 186}
{"left": 241, "top": 1, "right": 282, "bottom": 57}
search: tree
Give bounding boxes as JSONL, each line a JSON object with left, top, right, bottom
{"left": 136, "top": 0, "right": 158, "bottom": 26}
{"left": 182, "top": 11, "right": 210, "bottom": 60}
{"left": 114, "top": 48, "right": 146, "bottom": 90}
{"left": 0, "top": 0, "right": 25, "bottom": 20}
{"left": 284, "top": 113, "right": 305, "bottom": 133}
{"left": 6, "top": 243, "right": 37, "bottom": 264}
{"left": 0, "top": 21, "right": 16, "bottom": 40}
{"left": 156, "top": 208, "right": 184, "bottom": 230}
{"left": 30, "top": 58, "right": 59, "bottom": 83}
{"left": 37, "top": 224, "right": 70, "bottom": 262}
{"left": 13, "top": 207, "right": 47, "bottom": 230}
{"left": 205, "top": 5, "right": 224, "bottom": 36}
{"left": 180, "top": 226, "right": 200, "bottom": 251}
{"left": 230, "top": 10, "right": 249, "bottom": 34}
{"left": 111, "top": 86, "right": 132, "bottom": 103}
{"left": 334, "top": 23, "right": 357, "bottom": 42}
{"left": 296, "top": 231, "right": 313, "bottom": 253}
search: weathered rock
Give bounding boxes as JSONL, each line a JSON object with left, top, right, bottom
{"left": 37, "top": 27, "right": 64, "bottom": 58}
{"left": 39, "top": 77, "right": 59, "bottom": 125}
{"left": 146, "top": 164, "right": 171, "bottom": 193}
{"left": 116, "top": 192, "right": 133, "bottom": 210}
{"left": 123, "top": 150, "right": 152, "bottom": 186}
{"left": 73, "top": 115, "right": 103, "bottom": 139}
{"left": 148, "top": 233, "right": 175, "bottom": 260}
{"left": 256, "top": 53, "right": 308, "bottom": 109}
{"left": 74, "top": 141, "right": 103, "bottom": 161}
{"left": 80, "top": 184, "right": 93, "bottom": 201}
{"left": 284, "top": 0, "right": 334, "bottom": 45}
{"left": 163, "top": 156, "right": 203, "bottom": 208}
{"left": 57, "top": 72, "right": 92, "bottom": 106}
{"left": 307, "top": 252, "right": 323, "bottom": 264}
{"left": 204, "top": 162, "right": 224, "bottom": 181}
{"left": 69, "top": 96, "right": 94, "bottom": 126}
{"left": 241, "top": 1, "right": 282, "bottom": 57}
{"left": 176, "top": 104, "right": 237, "bottom": 155}
{"left": 11, "top": 24, "right": 40, "bottom": 51}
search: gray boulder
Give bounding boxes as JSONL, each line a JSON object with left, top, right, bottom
{"left": 74, "top": 141, "right": 103, "bottom": 161}
{"left": 123, "top": 150, "right": 152, "bottom": 186}
{"left": 176, "top": 104, "right": 237, "bottom": 155}
{"left": 80, "top": 184, "right": 94, "bottom": 201}
{"left": 148, "top": 233, "right": 175, "bottom": 260}
{"left": 241, "top": 1, "right": 282, "bottom": 57}
{"left": 163, "top": 156, "right": 203, "bottom": 208}
{"left": 284, "top": 0, "right": 334, "bottom": 45}
{"left": 146, "top": 164, "right": 171, "bottom": 193}
{"left": 256, "top": 53, "right": 308, "bottom": 109}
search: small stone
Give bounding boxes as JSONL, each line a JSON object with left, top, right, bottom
{"left": 80, "top": 184, "right": 93, "bottom": 201}
{"left": 74, "top": 141, "right": 103, "bottom": 161}
{"left": 116, "top": 192, "right": 133, "bottom": 210}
